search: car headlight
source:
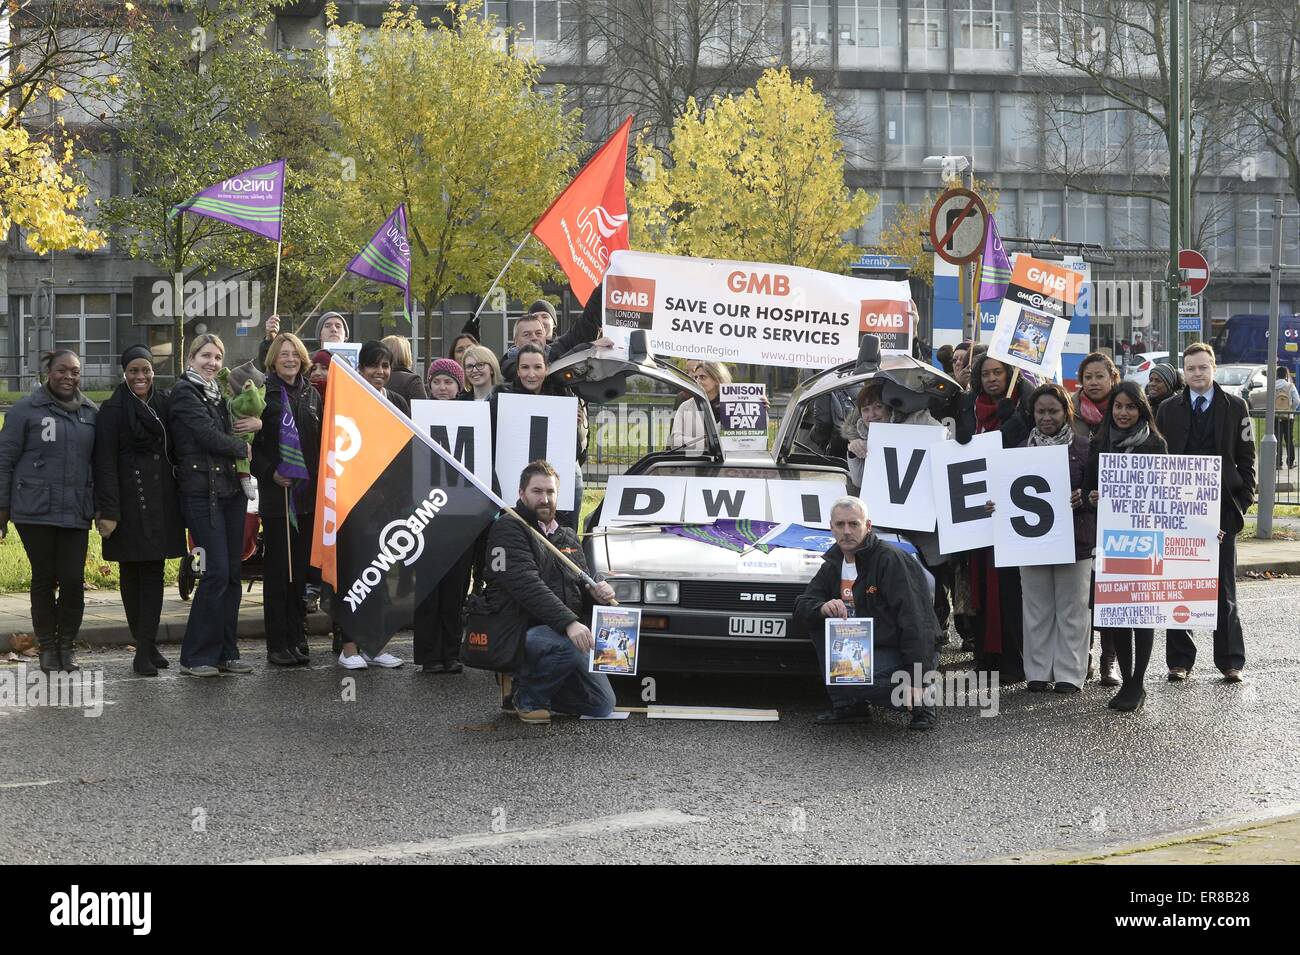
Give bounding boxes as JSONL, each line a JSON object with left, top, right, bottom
{"left": 609, "top": 578, "right": 641, "bottom": 603}
{"left": 643, "top": 580, "right": 680, "bottom": 604}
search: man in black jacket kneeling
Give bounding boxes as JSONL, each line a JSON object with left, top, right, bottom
{"left": 484, "top": 460, "right": 617, "bottom": 724}
{"left": 794, "top": 497, "right": 940, "bottom": 730}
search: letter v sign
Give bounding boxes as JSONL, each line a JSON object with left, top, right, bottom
{"left": 884, "top": 446, "right": 925, "bottom": 502}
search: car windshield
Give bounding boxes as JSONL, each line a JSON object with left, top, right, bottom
{"left": 1215, "top": 367, "right": 1254, "bottom": 386}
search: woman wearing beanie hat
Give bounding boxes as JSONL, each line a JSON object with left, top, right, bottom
{"left": 425, "top": 357, "right": 465, "bottom": 399}
{"left": 1145, "top": 362, "right": 1183, "bottom": 414}
{"left": 414, "top": 355, "right": 474, "bottom": 673}
{"left": 92, "top": 346, "right": 187, "bottom": 675}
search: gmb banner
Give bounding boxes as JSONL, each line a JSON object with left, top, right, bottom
{"left": 987, "top": 256, "right": 1080, "bottom": 378}
{"left": 1093, "top": 453, "right": 1221, "bottom": 629}
{"left": 602, "top": 249, "right": 912, "bottom": 369}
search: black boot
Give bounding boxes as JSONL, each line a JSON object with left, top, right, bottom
{"left": 133, "top": 639, "right": 159, "bottom": 676}
{"left": 58, "top": 633, "right": 80, "bottom": 672}
{"left": 38, "top": 637, "right": 59, "bottom": 675}
{"left": 149, "top": 644, "right": 170, "bottom": 669}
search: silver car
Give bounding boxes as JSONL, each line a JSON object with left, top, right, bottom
{"left": 549, "top": 335, "right": 961, "bottom": 675}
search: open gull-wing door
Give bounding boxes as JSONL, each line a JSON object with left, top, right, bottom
{"left": 773, "top": 335, "right": 963, "bottom": 464}
{"left": 546, "top": 331, "right": 723, "bottom": 459}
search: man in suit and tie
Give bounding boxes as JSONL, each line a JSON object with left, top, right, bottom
{"left": 1155, "top": 342, "right": 1256, "bottom": 683}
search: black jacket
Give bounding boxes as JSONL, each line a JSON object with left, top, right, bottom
{"left": 793, "top": 534, "right": 939, "bottom": 670}
{"left": 388, "top": 367, "right": 427, "bottom": 405}
{"left": 167, "top": 376, "right": 246, "bottom": 505}
{"left": 954, "top": 386, "right": 1033, "bottom": 448}
{"left": 93, "top": 384, "right": 186, "bottom": 563}
{"left": 251, "top": 374, "right": 322, "bottom": 518}
{"left": 1155, "top": 383, "right": 1256, "bottom": 533}
{"left": 482, "top": 500, "right": 597, "bottom": 634}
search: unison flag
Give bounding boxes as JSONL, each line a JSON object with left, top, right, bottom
{"left": 977, "top": 215, "right": 1012, "bottom": 303}
{"left": 347, "top": 205, "right": 412, "bottom": 323}
{"left": 169, "top": 160, "right": 285, "bottom": 242}
{"left": 532, "top": 116, "right": 633, "bottom": 306}
{"left": 310, "top": 360, "right": 502, "bottom": 655}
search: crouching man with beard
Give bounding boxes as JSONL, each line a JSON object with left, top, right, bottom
{"left": 794, "top": 497, "right": 940, "bottom": 731}
{"left": 484, "top": 460, "right": 617, "bottom": 724}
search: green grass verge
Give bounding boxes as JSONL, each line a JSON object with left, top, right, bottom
{"left": 0, "top": 528, "right": 181, "bottom": 594}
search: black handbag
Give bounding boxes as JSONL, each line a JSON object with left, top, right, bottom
{"left": 461, "top": 590, "right": 530, "bottom": 673}
{"left": 460, "top": 530, "right": 543, "bottom": 673}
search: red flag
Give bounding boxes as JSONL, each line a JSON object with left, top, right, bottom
{"left": 532, "top": 116, "right": 632, "bottom": 306}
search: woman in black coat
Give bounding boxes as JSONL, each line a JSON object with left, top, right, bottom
{"left": 168, "top": 333, "right": 262, "bottom": 677}
{"left": 93, "top": 346, "right": 187, "bottom": 675}
{"left": 1085, "top": 381, "right": 1169, "bottom": 712}
{"left": 252, "top": 333, "right": 322, "bottom": 667}
{"left": 954, "top": 352, "right": 1033, "bottom": 683}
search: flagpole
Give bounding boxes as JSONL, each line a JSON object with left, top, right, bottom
{"left": 471, "top": 232, "right": 531, "bottom": 322}
{"left": 272, "top": 237, "right": 284, "bottom": 316}
{"left": 293, "top": 270, "right": 347, "bottom": 337}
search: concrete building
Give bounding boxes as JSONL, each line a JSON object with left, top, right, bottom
{"left": 6, "top": 0, "right": 1298, "bottom": 387}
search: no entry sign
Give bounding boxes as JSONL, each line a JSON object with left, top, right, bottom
{"left": 1179, "top": 249, "right": 1210, "bottom": 297}
{"left": 929, "top": 188, "right": 989, "bottom": 266}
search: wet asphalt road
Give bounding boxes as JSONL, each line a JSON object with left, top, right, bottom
{"left": 1, "top": 577, "right": 1297, "bottom": 865}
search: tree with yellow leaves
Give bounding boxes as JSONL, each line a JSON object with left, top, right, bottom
{"left": 0, "top": 123, "right": 105, "bottom": 254}
{"left": 631, "top": 68, "right": 876, "bottom": 274}
{"left": 324, "top": 1, "right": 583, "bottom": 361}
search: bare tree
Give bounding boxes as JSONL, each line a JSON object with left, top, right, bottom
{"left": 1230, "top": 0, "right": 1300, "bottom": 212}
{"left": 2, "top": 1, "right": 135, "bottom": 133}
{"left": 1026, "top": 0, "right": 1247, "bottom": 250}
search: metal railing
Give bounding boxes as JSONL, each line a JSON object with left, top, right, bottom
{"left": 1252, "top": 410, "right": 1299, "bottom": 506}
{"left": 583, "top": 399, "right": 790, "bottom": 486}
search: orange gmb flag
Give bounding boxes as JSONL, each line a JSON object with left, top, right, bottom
{"left": 532, "top": 115, "right": 633, "bottom": 306}
{"left": 311, "top": 360, "right": 500, "bottom": 654}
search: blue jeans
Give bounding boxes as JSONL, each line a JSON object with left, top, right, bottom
{"left": 811, "top": 642, "right": 940, "bottom": 711}
{"left": 180, "top": 494, "right": 245, "bottom": 667}
{"left": 514, "top": 624, "right": 616, "bottom": 716}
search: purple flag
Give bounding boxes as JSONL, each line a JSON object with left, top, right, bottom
{"left": 977, "top": 215, "right": 1012, "bottom": 303}
{"left": 169, "top": 160, "right": 285, "bottom": 241}
{"left": 347, "top": 205, "right": 412, "bottom": 323}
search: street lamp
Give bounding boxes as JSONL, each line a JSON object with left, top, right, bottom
{"left": 923, "top": 155, "right": 976, "bottom": 338}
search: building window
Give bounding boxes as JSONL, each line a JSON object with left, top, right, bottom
{"left": 1239, "top": 195, "right": 1276, "bottom": 272}
{"left": 999, "top": 93, "right": 1039, "bottom": 169}
{"left": 838, "top": 0, "right": 901, "bottom": 47}
{"left": 907, "top": 1, "right": 947, "bottom": 50}
{"left": 839, "top": 88, "right": 881, "bottom": 167}
{"left": 884, "top": 90, "right": 926, "bottom": 165}
{"left": 1066, "top": 192, "right": 1106, "bottom": 245}
{"left": 1021, "top": 0, "right": 1063, "bottom": 53}
{"left": 993, "top": 192, "right": 1018, "bottom": 237}
{"left": 792, "top": 1, "right": 833, "bottom": 48}
{"left": 55, "top": 293, "right": 113, "bottom": 379}
{"left": 929, "top": 92, "right": 994, "bottom": 166}
{"left": 1024, "top": 190, "right": 1063, "bottom": 240}
{"left": 955, "top": 0, "right": 1010, "bottom": 50}
{"left": 1107, "top": 197, "right": 1149, "bottom": 249}
{"left": 486, "top": 1, "right": 577, "bottom": 43}
{"left": 860, "top": 187, "right": 905, "bottom": 244}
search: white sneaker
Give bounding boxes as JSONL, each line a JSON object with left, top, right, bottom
{"left": 338, "top": 652, "right": 368, "bottom": 670}
{"left": 362, "top": 651, "right": 404, "bottom": 669}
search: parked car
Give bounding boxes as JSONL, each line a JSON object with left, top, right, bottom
{"left": 552, "top": 335, "right": 960, "bottom": 675}
{"left": 1123, "top": 351, "right": 1171, "bottom": 387}
{"left": 1213, "top": 363, "right": 1268, "bottom": 403}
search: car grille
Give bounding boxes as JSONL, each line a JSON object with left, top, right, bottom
{"left": 677, "top": 581, "right": 807, "bottom": 613}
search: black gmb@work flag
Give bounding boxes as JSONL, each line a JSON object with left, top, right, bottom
{"left": 310, "top": 359, "right": 503, "bottom": 655}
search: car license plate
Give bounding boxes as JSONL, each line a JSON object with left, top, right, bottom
{"left": 728, "top": 616, "right": 787, "bottom": 637}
